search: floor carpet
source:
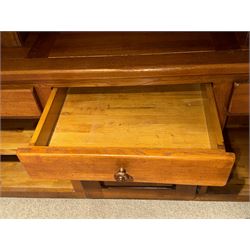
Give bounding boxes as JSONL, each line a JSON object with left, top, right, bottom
{"left": 0, "top": 198, "right": 250, "bottom": 218}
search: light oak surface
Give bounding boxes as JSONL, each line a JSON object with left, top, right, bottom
{"left": 0, "top": 161, "right": 74, "bottom": 193}
{"left": 1, "top": 129, "right": 34, "bottom": 155}
{"left": 17, "top": 84, "right": 235, "bottom": 186}
{"left": 50, "top": 84, "right": 217, "bottom": 149}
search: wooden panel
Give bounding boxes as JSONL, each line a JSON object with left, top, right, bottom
{"left": 17, "top": 147, "right": 235, "bottom": 186}
{"left": 213, "top": 81, "right": 234, "bottom": 127}
{"left": 34, "top": 87, "right": 52, "bottom": 108}
{"left": 1, "top": 129, "right": 34, "bottom": 155}
{"left": 1, "top": 32, "right": 22, "bottom": 47}
{"left": 228, "top": 82, "right": 249, "bottom": 115}
{"left": 226, "top": 116, "right": 249, "bottom": 128}
{"left": 49, "top": 32, "right": 214, "bottom": 58}
{"left": 0, "top": 88, "right": 41, "bottom": 118}
{"left": 235, "top": 32, "right": 249, "bottom": 50}
{"left": 28, "top": 32, "right": 58, "bottom": 58}
{"left": 50, "top": 84, "right": 218, "bottom": 149}
{"left": 0, "top": 161, "right": 74, "bottom": 193}
{"left": 2, "top": 51, "right": 249, "bottom": 83}
{"left": 210, "top": 32, "right": 240, "bottom": 50}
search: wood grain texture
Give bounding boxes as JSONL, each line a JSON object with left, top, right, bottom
{"left": 0, "top": 88, "right": 41, "bottom": 118}
{"left": 34, "top": 87, "right": 52, "bottom": 108}
{"left": 17, "top": 84, "right": 234, "bottom": 186}
{"left": 48, "top": 32, "right": 214, "bottom": 58}
{"left": 213, "top": 81, "right": 234, "bottom": 127}
{"left": 198, "top": 128, "right": 249, "bottom": 201}
{"left": 1, "top": 129, "right": 34, "bottom": 155}
{"left": 30, "top": 88, "right": 67, "bottom": 146}
{"left": 226, "top": 129, "right": 249, "bottom": 197}
{"left": 0, "top": 161, "right": 74, "bottom": 193}
{"left": 27, "top": 32, "right": 58, "bottom": 58}
{"left": 201, "top": 84, "right": 224, "bottom": 148}
{"left": 228, "top": 82, "right": 249, "bottom": 115}
{"left": 2, "top": 51, "right": 248, "bottom": 83}
{"left": 50, "top": 84, "right": 218, "bottom": 149}
{"left": 17, "top": 147, "right": 235, "bottom": 186}
{"left": 1, "top": 32, "right": 22, "bottom": 47}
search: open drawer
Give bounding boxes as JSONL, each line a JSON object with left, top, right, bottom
{"left": 17, "top": 84, "right": 235, "bottom": 186}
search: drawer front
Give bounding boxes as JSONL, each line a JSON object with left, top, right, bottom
{"left": 0, "top": 88, "right": 41, "bottom": 118}
{"left": 17, "top": 84, "right": 235, "bottom": 187}
{"left": 18, "top": 147, "right": 234, "bottom": 186}
{"left": 228, "top": 82, "right": 249, "bottom": 115}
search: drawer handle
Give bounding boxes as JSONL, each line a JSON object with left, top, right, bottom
{"left": 114, "top": 168, "right": 133, "bottom": 182}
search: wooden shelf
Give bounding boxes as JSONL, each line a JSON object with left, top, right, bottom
{"left": 1, "top": 161, "right": 74, "bottom": 193}
{"left": 1, "top": 129, "right": 34, "bottom": 155}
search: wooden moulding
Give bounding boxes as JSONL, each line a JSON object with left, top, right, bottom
{"left": 17, "top": 85, "right": 235, "bottom": 187}
{"left": 2, "top": 51, "right": 249, "bottom": 83}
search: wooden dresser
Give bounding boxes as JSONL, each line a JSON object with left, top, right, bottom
{"left": 0, "top": 32, "right": 249, "bottom": 200}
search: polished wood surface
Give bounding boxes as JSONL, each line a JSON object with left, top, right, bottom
{"left": 2, "top": 51, "right": 248, "bottom": 84}
{"left": 48, "top": 32, "right": 215, "bottom": 58}
{"left": 1, "top": 32, "right": 249, "bottom": 200}
{"left": 0, "top": 88, "right": 41, "bottom": 118}
{"left": 17, "top": 146, "right": 234, "bottom": 186}
{"left": 30, "top": 88, "right": 67, "bottom": 146}
{"left": 1, "top": 32, "right": 22, "bottom": 47}
{"left": 50, "top": 84, "right": 218, "bottom": 149}
{"left": 228, "top": 82, "right": 249, "bottom": 115}
{"left": 17, "top": 84, "right": 235, "bottom": 186}
{"left": 34, "top": 87, "right": 52, "bottom": 108}
{"left": 213, "top": 81, "right": 234, "bottom": 127}
{"left": 198, "top": 128, "right": 249, "bottom": 201}
{"left": 1, "top": 161, "right": 74, "bottom": 193}
{"left": 1, "top": 129, "right": 34, "bottom": 155}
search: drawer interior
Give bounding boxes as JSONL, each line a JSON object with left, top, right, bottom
{"left": 34, "top": 84, "right": 224, "bottom": 150}
{"left": 17, "top": 83, "right": 234, "bottom": 186}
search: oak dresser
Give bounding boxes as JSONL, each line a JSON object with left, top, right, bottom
{"left": 0, "top": 32, "right": 249, "bottom": 200}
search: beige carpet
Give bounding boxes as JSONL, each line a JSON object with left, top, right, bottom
{"left": 0, "top": 198, "right": 250, "bottom": 218}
